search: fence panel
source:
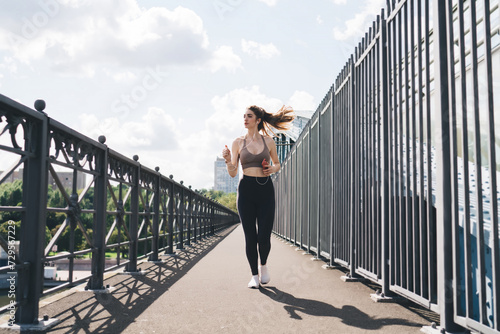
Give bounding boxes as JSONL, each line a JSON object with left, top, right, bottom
{"left": 319, "top": 90, "right": 334, "bottom": 259}
{"left": 0, "top": 94, "right": 239, "bottom": 325}
{"left": 272, "top": 0, "right": 499, "bottom": 332}
{"left": 438, "top": 0, "right": 500, "bottom": 332}
{"left": 352, "top": 16, "right": 383, "bottom": 283}
{"left": 331, "top": 62, "right": 353, "bottom": 267}
{"left": 385, "top": 0, "right": 438, "bottom": 309}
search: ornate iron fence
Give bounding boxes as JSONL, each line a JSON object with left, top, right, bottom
{"left": 0, "top": 95, "right": 239, "bottom": 325}
{"left": 273, "top": 0, "right": 499, "bottom": 333}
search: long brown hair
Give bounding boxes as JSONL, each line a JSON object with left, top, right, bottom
{"left": 248, "top": 105, "right": 295, "bottom": 137}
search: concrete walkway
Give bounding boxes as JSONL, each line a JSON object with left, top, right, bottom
{"left": 1, "top": 224, "right": 438, "bottom": 333}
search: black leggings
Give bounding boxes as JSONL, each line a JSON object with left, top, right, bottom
{"left": 237, "top": 175, "right": 275, "bottom": 276}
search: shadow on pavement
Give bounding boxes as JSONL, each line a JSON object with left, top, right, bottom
{"left": 259, "top": 286, "right": 424, "bottom": 330}
{"left": 13, "top": 225, "right": 238, "bottom": 334}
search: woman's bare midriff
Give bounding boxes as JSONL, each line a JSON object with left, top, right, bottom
{"left": 243, "top": 167, "right": 266, "bottom": 177}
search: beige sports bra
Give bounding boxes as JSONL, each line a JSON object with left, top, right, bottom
{"left": 239, "top": 135, "right": 271, "bottom": 169}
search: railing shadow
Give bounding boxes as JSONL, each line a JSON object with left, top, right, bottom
{"left": 258, "top": 286, "right": 424, "bottom": 330}
{"left": 15, "top": 225, "right": 238, "bottom": 334}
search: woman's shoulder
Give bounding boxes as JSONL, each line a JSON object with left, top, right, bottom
{"left": 233, "top": 136, "right": 245, "bottom": 144}
{"left": 262, "top": 135, "right": 275, "bottom": 145}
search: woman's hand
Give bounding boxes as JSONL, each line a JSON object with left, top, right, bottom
{"left": 222, "top": 145, "right": 231, "bottom": 162}
{"left": 262, "top": 160, "right": 273, "bottom": 176}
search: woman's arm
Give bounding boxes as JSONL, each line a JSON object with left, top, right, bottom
{"left": 263, "top": 138, "right": 280, "bottom": 176}
{"left": 223, "top": 139, "right": 240, "bottom": 178}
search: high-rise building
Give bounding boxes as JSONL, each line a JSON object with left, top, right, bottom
{"left": 214, "top": 157, "right": 239, "bottom": 193}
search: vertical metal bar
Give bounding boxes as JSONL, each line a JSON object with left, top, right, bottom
{"left": 89, "top": 143, "right": 107, "bottom": 289}
{"left": 117, "top": 184, "right": 123, "bottom": 266}
{"left": 16, "top": 114, "right": 48, "bottom": 324}
{"left": 389, "top": 9, "right": 397, "bottom": 286}
{"left": 127, "top": 162, "right": 139, "bottom": 272}
{"left": 362, "top": 41, "right": 368, "bottom": 269}
{"left": 349, "top": 57, "right": 357, "bottom": 277}
{"left": 398, "top": 4, "right": 406, "bottom": 289}
{"left": 329, "top": 88, "right": 335, "bottom": 266}
{"left": 186, "top": 190, "right": 192, "bottom": 246}
{"left": 469, "top": 0, "right": 488, "bottom": 325}
{"left": 403, "top": 0, "right": 412, "bottom": 292}
{"left": 381, "top": 8, "right": 391, "bottom": 296}
{"left": 316, "top": 99, "right": 321, "bottom": 259}
{"left": 458, "top": 0, "right": 474, "bottom": 317}
{"left": 482, "top": 0, "right": 499, "bottom": 328}
{"left": 210, "top": 204, "right": 215, "bottom": 235}
{"left": 150, "top": 171, "right": 160, "bottom": 261}
{"left": 417, "top": 0, "right": 427, "bottom": 300}
{"left": 369, "top": 25, "right": 375, "bottom": 275}
{"left": 424, "top": 0, "right": 436, "bottom": 303}
{"left": 443, "top": 0, "right": 459, "bottom": 322}
{"left": 375, "top": 15, "right": 382, "bottom": 278}
{"left": 409, "top": 0, "right": 417, "bottom": 294}
{"left": 392, "top": 8, "right": 401, "bottom": 287}
{"left": 307, "top": 122, "right": 312, "bottom": 254}
{"left": 167, "top": 181, "right": 174, "bottom": 254}
{"left": 178, "top": 187, "right": 184, "bottom": 250}
{"left": 433, "top": 0, "right": 460, "bottom": 330}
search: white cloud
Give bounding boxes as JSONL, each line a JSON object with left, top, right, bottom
{"left": 316, "top": 15, "right": 323, "bottom": 25}
{"left": 332, "top": 0, "right": 385, "bottom": 41}
{"left": 287, "top": 91, "right": 316, "bottom": 111}
{"left": 79, "top": 107, "right": 180, "bottom": 152}
{"left": 332, "top": 0, "right": 347, "bottom": 4}
{"left": 256, "top": 0, "right": 279, "bottom": 6}
{"left": 208, "top": 46, "right": 242, "bottom": 73}
{"left": 0, "top": 1, "right": 238, "bottom": 75}
{"left": 241, "top": 39, "right": 280, "bottom": 59}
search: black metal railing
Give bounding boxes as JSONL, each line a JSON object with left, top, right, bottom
{"left": 0, "top": 95, "right": 239, "bottom": 325}
{"left": 273, "top": 0, "right": 499, "bottom": 333}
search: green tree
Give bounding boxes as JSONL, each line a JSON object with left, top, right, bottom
{"left": 0, "top": 180, "right": 23, "bottom": 222}
{"left": 198, "top": 189, "right": 237, "bottom": 213}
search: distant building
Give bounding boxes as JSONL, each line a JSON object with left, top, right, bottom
{"left": 274, "top": 110, "right": 313, "bottom": 163}
{"left": 0, "top": 169, "right": 86, "bottom": 191}
{"left": 214, "top": 157, "right": 239, "bottom": 193}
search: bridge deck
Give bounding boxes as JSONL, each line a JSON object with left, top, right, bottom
{"left": 1, "top": 224, "right": 437, "bottom": 333}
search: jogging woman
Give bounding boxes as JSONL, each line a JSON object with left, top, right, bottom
{"left": 222, "top": 105, "right": 294, "bottom": 288}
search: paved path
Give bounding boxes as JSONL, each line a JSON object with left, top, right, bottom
{"left": 1, "top": 224, "right": 437, "bottom": 333}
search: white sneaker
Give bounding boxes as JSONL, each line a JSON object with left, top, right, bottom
{"left": 248, "top": 275, "right": 260, "bottom": 288}
{"left": 259, "top": 265, "right": 270, "bottom": 284}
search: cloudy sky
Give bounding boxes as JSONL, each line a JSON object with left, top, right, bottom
{"left": 0, "top": 0, "right": 384, "bottom": 190}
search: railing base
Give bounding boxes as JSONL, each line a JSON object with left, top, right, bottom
{"left": 119, "top": 270, "right": 147, "bottom": 276}
{"left": 370, "top": 292, "right": 398, "bottom": 303}
{"left": 0, "top": 318, "right": 61, "bottom": 332}
{"left": 322, "top": 264, "right": 341, "bottom": 270}
{"left": 340, "top": 275, "right": 364, "bottom": 282}
{"left": 164, "top": 253, "right": 177, "bottom": 257}
{"left": 81, "top": 286, "right": 115, "bottom": 294}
